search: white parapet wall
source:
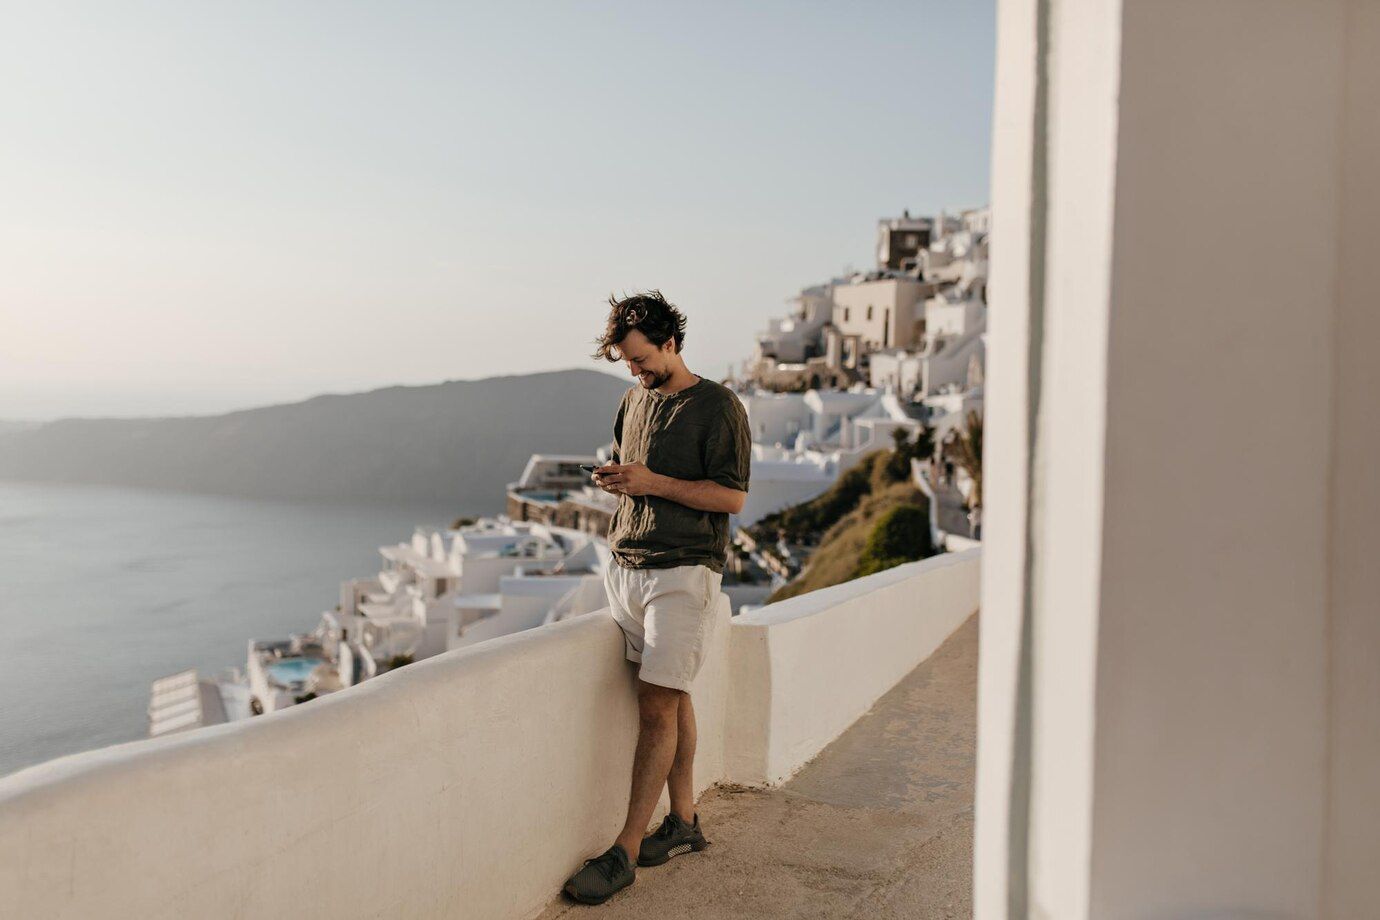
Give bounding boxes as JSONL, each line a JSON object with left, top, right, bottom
{"left": 0, "top": 601, "right": 731, "bottom": 920}
{"left": 726, "top": 549, "right": 981, "bottom": 786}
{"left": 0, "top": 550, "right": 981, "bottom": 920}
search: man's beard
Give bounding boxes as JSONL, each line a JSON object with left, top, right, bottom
{"left": 639, "top": 368, "right": 672, "bottom": 389}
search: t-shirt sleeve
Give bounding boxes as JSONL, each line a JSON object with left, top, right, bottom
{"left": 702, "top": 394, "right": 751, "bottom": 492}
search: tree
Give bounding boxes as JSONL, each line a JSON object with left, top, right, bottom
{"left": 949, "top": 411, "right": 983, "bottom": 510}
{"left": 879, "top": 425, "right": 934, "bottom": 485}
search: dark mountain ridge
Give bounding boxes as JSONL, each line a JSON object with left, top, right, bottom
{"left": 0, "top": 368, "right": 630, "bottom": 512}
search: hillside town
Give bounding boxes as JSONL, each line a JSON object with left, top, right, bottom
{"left": 148, "top": 206, "right": 990, "bottom": 738}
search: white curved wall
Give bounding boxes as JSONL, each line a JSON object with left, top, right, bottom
{"left": 727, "top": 549, "right": 981, "bottom": 786}
{"left": 0, "top": 550, "right": 982, "bottom": 920}
{"left": 0, "top": 602, "right": 731, "bottom": 920}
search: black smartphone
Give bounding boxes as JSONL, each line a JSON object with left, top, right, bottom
{"left": 579, "top": 463, "right": 599, "bottom": 475}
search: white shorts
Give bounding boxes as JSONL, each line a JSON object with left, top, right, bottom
{"left": 604, "top": 562, "right": 723, "bottom": 693}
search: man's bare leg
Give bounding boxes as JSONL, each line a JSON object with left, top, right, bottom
{"left": 666, "top": 692, "right": 696, "bottom": 822}
{"left": 613, "top": 680, "right": 683, "bottom": 858}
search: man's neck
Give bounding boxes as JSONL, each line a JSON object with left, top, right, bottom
{"left": 655, "top": 364, "right": 700, "bottom": 396}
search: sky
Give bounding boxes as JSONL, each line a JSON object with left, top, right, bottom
{"left": 0, "top": 1, "right": 995, "bottom": 421}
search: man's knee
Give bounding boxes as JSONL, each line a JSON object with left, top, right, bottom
{"left": 636, "top": 680, "right": 683, "bottom": 728}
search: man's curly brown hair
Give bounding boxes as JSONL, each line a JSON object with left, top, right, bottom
{"left": 591, "top": 290, "right": 688, "bottom": 361}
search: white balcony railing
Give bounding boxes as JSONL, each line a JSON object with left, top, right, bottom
{"left": 0, "top": 549, "right": 980, "bottom": 920}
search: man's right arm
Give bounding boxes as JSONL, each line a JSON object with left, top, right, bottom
{"left": 596, "top": 390, "right": 629, "bottom": 489}
{"left": 610, "top": 389, "right": 628, "bottom": 464}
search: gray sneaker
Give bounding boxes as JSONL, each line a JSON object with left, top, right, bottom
{"left": 637, "top": 812, "right": 709, "bottom": 867}
{"left": 562, "top": 843, "right": 635, "bottom": 904}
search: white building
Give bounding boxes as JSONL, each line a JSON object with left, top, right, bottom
{"left": 445, "top": 523, "right": 610, "bottom": 650}
{"left": 867, "top": 348, "right": 924, "bottom": 399}
{"left": 870, "top": 207, "right": 988, "bottom": 371}
{"left": 876, "top": 211, "right": 934, "bottom": 271}
{"left": 864, "top": 206, "right": 990, "bottom": 445}
{"left": 243, "top": 628, "right": 344, "bottom": 716}
{"left": 919, "top": 206, "right": 990, "bottom": 285}
{"left": 506, "top": 452, "right": 617, "bottom": 536}
{"left": 734, "top": 386, "right": 928, "bottom": 527}
{"left": 747, "top": 207, "right": 988, "bottom": 402}
{"left": 830, "top": 272, "right": 931, "bottom": 354}
{"left": 220, "top": 517, "right": 615, "bottom": 718}
{"left": 753, "top": 284, "right": 834, "bottom": 365}
{"left": 743, "top": 282, "right": 856, "bottom": 392}
{"left": 146, "top": 669, "right": 231, "bottom": 737}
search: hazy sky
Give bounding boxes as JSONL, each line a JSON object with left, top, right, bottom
{"left": 1, "top": 1, "right": 995, "bottom": 420}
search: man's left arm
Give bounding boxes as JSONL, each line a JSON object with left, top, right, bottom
{"left": 601, "top": 396, "right": 751, "bottom": 514}
{"left": 650, "top": 475, "right": 746, "bottom": 515}
{"left": 602, "top": 462, "right": 747, "bottom": 514}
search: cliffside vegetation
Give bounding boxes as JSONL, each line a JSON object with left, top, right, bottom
{"left": 757, "top": 429, "right": 936, "bottom": 603}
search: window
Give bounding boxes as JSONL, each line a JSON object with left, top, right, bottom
{"left": 867, "top": 305, "right": 873, "bottom": 321}
{"left": 843, "top": 307, "right": 851, "bottom": 322}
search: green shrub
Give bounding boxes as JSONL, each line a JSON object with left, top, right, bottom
{"left": 751, "top": 450, "right": 888, "bottom": 543}
{"left": 767, "top": 484, "right": 931, "bottom": 602}
{"left": 870, "top": 444, "right": 904, "bottom": 493}
{"left": 855, "top": 505, "right": 931, "bottom": 578}
{"left": 754, "top": 431, "right": 938, "bottom": 602}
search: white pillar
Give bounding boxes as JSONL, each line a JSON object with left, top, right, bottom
{"left": 975, "top": 1, "right": 1380, "bottom": 917}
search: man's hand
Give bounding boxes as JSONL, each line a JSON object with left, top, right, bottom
{"left": 594, "top": 462, "right": 660, "bottom": 497}
{"left": 595, "top": 462, "right": 746, "bottom": 514}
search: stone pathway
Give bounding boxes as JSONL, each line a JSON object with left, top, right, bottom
{"left": 537, "top": 614, "right": 978, "bottom": 919}
{"left": 933, "top": 478, "right": 974, "bottom": 539}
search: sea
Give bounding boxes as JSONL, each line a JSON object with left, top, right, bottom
{"left": 0, "top": 481, "right": 455, "bottom": 780}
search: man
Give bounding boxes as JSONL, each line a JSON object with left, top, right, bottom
{"left": 561, "top": 290, "right": 751, "bottom": 905}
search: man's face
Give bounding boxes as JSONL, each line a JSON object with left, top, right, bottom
{"left": 616, "top": 328, "right": 674, "bottom": 389}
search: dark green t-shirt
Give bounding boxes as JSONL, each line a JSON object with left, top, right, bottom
{"left": 607, "top": 376, "right": 752, "bottom": 574}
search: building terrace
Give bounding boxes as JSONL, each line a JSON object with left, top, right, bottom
{"left": 536, "top": 615, "right": 978, "bottom": 920}
{"left": 4, "top": 2, "right": 1379, "bottom": 915}
{"left": 0, "top": 550, "right": 980, "bottom": 919}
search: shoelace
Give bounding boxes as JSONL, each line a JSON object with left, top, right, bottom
{"left": 653, "top": 816, "right": 679, "bottom": 840}
{"left": 582, "top": 849, "right": 623, "bottom": 884}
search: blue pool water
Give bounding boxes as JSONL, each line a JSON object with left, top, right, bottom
{"left": 267, "top": 657, "right": 326, "bottom": 685}
{"left": 520, "top": 490, "right": 563, "bottom": 503}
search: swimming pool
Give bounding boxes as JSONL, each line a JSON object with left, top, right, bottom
{"left": 266, "top": 657, "right": 325, "bottom": 686}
